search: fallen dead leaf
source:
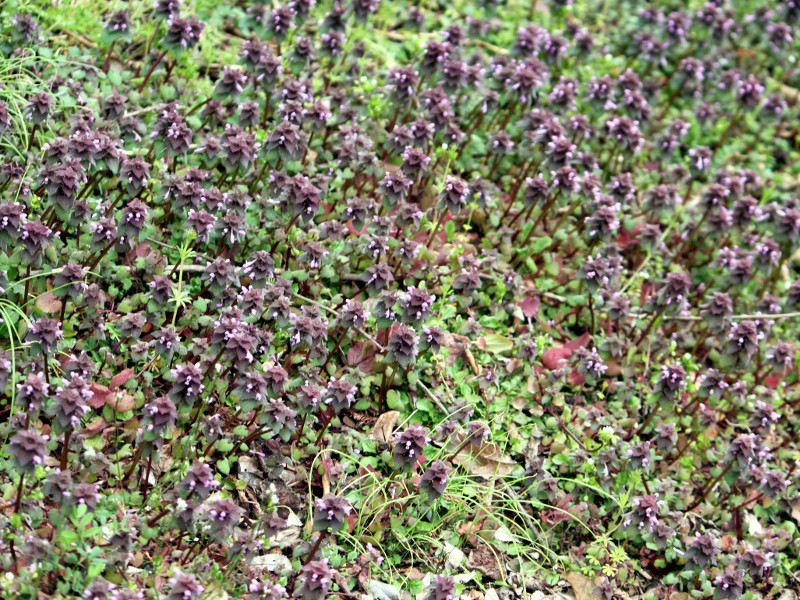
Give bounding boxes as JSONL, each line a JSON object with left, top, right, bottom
{"left": 466, "top": 544, "right": 504, "bottom": 581}
{"left": 790, "top": 497, "right": 800, "bottom": 525}
{"left": 34, "top": 292, "right": 62, "bottom": 314}
{"left": 564, "top": 571, "right": 604, "bottom": 600}
{"left": 371, "top": 411, "right": 400, "bottom": 444}
{"left": 450, "top": 431, "right": 517, "bottom": 477}
{"left": 107, "top": 391, "right": 136, "bottom": 412}
{"left": 442, "top": 333, "right": 471, "bottom": 365}
{"left": 465, "top": 348, "right": 479, "bottom": 375}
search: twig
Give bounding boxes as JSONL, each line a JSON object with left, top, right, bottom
{"left": 626, "top": 310, "right": 800, "bottom": 322}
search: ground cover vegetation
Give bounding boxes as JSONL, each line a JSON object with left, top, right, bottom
{"left": 0, "top": 0, "right": 799, "bottom": 598}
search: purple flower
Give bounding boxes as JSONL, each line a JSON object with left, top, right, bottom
{"left": 713, "top": 570, "right": 743, "bottom": 600}
{"left": 72, "top": 481, "right": 101, "bottom": 510}
{"left": 386, "top": 323, "right": 420, "bottom": 368}
{"left": 242, "top": 251, "right": 275, "bottom": 287}
{"left": 294, "top": 559, "right": 335, "bottom": 600}
{"left": 420, "top": 460, "right": 451, "bottom": 500}
{"left": 438, "top": 176, "right": 470, "bottom": 214}
{"left": 393, "top": 423, "right": 429, "bottom": 471}
{"left": 655, "top": 271, "right": 692, "bottom": 313}
{"left": 167, "top": 570, "right": 204, "bottom": 600}
{"left": 8, "top": 430, "right": 48, "bottom": 475}
{"left": 164, "top": 16, "right": 205, "bottom": 52}
{"left": 84, "top": 580, "right": 117, "bottom": 600}
{"left": 724, "top": 320, "right": 761, "bottom": 365}
{"left": 104, "top": 10, "right": 132, "bottom": 39}
{"left": 379, "top": 171, "right": 413, "bottom": 206}
{"left": 20, "top": 220, "right": 54, "bottom": 266}
{"left": 268, "top": 121, "right": 305, "bottom": 161}
{"left": 738, "top": 548, "right": 771, "bottom": 580}
{"left": 426, "top": 575, "right": 456, "bottom": 600}
{"left": 51, "top": 384, "right": 90, "bottom": 432}
{"left": 215, "top": 66, "right": 248, "bottom": 99}
{"left": 25, "top": 91, "right": 55, "bottom": 124}
{"left": 727, "top": 433, "right": 768, "bottom": 472}
{"left": 685, "top": 532, "right": 720, "bottom": 569}
{"left": 178, "top": 462, "right": 220, "bottom": 501}
{"left": 655, "top": 364, "right": 686, "bottom": 401}
{"left": 323, "top": 378, "right": 357, "bottom": 412}
{"left": 574, "top": 347, "right": 608, "bottom": 383}
{"left": 203, "top": 498, "right": 243, "bottom": 542}
{"left": 43, "top": 469, "right": 73, "bottom": 504}
{"left": 27, "top": 316, "right": 63, "bottom": 354}
{"left": 170, "top": 363, "right": 205, "bottom": 408}
{"left": 628, "top": 442, "right": 653, "bottom": 472}
{"left": 313, "top": 494, "right": 352, "bottom": 532}
{"left": 118, "top": 199, "right": 150, "bottom": 246}
{"left": 139, "top": 396, "right": 177, "bottom": 446}
{"left": 18, "top": 372, "right": 49, "bottom": 414}
{"left": 400, "top": 286, "right": 435, "bottom": 325}
{"left": 362, "top": 262, "right": 394, "bottom": 294}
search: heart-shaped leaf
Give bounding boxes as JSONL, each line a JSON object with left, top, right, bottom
{"left": 35, "top": 292, "right": 62, "bottom": 314}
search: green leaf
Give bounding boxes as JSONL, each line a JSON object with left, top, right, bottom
{"left": 160, "top": 84, "right": 177, "bottom": 100}
{"left": 445, "top": 220, "right": 456, "bottom": 241}
{"left": 531, "top": 236, "right": 552, "bottom": 254}
{"left": 218, "top": 458, "right": 230, "bottom": 475}
{"left": 108, "top": 70, "right": 122, "bottom": 87}
{"left": 215, "top": 439, "right": 235, "bottom": 453}
{"left": 85, "top": 434, "right": 105, "bottom": 451}
{"left": 566, "top": 294, "right": 587, "bottom": 307}
{"left": 386, "top": 389, "right": 404, "bottom": 410}
{"left": 483, "top": 333, "right": 513, "bottom": 354}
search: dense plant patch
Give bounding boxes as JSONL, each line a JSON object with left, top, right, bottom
{"left": 1, "top": 0, "right": 800, "bottom": 598}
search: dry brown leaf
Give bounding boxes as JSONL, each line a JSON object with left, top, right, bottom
{"left": 35, "top": 292, "right": 62, "bottom": 314}
{"left": 320, "top": 450, "right": 331, "bottom": 497}
{"left": 466, "top": 544, "right": 504, "bottom": 580}
{"left": 564, "top": 571, "right": 604, "bottom": 600}
{"left": 371, "top": 411, "right": 400, "bottom": 444}
{"left": 790, "top": 498, "right": 800, "bottom": 525}
{"left": 450, "top": 431, "right": 517, "bottom": 477}
{"left": 107, "top": 391, "right": 136, "bottom": 412}
{"left": 442, "top": 333, "right": 471, "bottom": 365}
{"left": 465, "top": 348, "right": 479, "bottom": 375}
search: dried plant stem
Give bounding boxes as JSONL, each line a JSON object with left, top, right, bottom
{"left": 303, "top": 532, "right": 326, "bottom": 566}
{"left": 60, "top": 429, "right": 72, "bottom": 471}
{"left": 122, "top": 444, "right": 147, "bottom": 484}
{"left": 425, "top": 210, "right": 448, "bottom": 249}
{"left": 14, "top": 473, "right": 24, "bottom": 514}
{"left": 687, "top": 463, "right": 734, "bottom": 511}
